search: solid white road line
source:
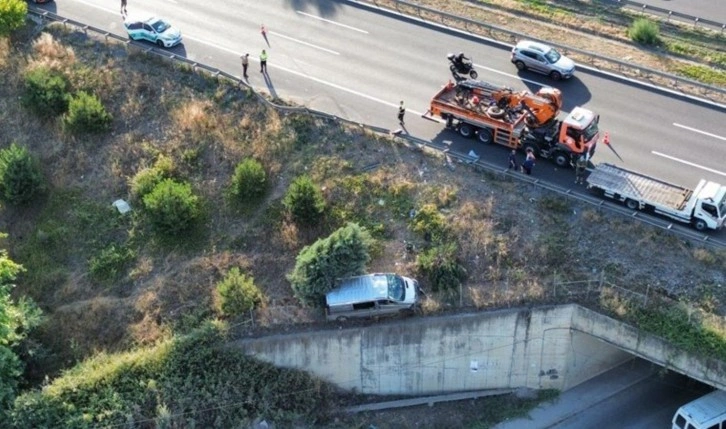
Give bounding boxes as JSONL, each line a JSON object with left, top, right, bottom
{"left": 652, "top": 151, "right": 726, "bottom": 177}
{"left": 296, "top": 11, "right": 369, "bottom": 34}
{"left": 183, "top": 34, "right": 426, "bottom": 117}
{"left": 268, "top": 31, "right": 340, "bottom": 55}
{"left": 673, "top": 123, "right": 726, "bottom": 141}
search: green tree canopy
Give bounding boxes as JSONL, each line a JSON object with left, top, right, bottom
{"left": 287, "top": 222, "right": 372, "bottom": 306}
{"left": 0, "top": 0, "right": 27, "bottom": 37}
{"left": 0, "top": 238, "right": 42, "bottom": 420}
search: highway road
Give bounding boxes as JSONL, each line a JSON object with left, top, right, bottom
{"left": 32, "top": 0, "right": 726, "bottom": 237}
{"left": 605, "top": 0, "right": 726, "bottom": 25}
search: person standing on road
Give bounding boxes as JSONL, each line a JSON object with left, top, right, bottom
{"left": 398, "top": 101, "right": 406, "bottom": 126}
{"left": 241, "top": 53, "right": 249, "bottom": 79}
{"left": 260, "top": 50, "right": 268, "bottom": 74}
{"left": 575, "top": 154, "right": 588, "bottom": 184}
{"left": 508, "top": 149, "right": 518, "bottom": 171}
{"left": 522, "top": 148, "right": 535, "bottom": 175}
{"left": 121, "top": 0, "right": 127, "bottom": 16}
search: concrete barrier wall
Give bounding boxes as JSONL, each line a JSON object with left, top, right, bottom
{"left": 237, "top": 305, "right": 626, "bottom": 394}
{"left": 570, "top": 306, "right": 726, "bottom": 391}
{"left": 235, "top": 304, "right": 726, "bottom": 395}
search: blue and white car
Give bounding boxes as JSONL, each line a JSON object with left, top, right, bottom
{"left": 124, "top": 17, "right": 182, "bottom": 48}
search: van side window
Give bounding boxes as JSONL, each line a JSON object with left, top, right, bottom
{"left": 352, "top": 301, "right": 375, "bottom": 310}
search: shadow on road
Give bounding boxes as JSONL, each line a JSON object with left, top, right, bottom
{"left": 282, "top": 0, "right": 342, "bottom": 17}
{"left": 263, "top": 72, "right": 278, "bottom": 99}
{"left": 518, "top": 74, "right": 592, "bottom": 111}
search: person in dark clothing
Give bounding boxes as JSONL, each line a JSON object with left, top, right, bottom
{"left": 575, "top": 154, "right": 588, "bottom": 184}
{"left": 508, "top": 149, "right": 518, "bottom": 170}
{"left": 121, "top": 0, "right": 127, "bottom": 15}
{"left": 522, "top": 148, "right": 535, "bottom": 175}
{"left": 398, "top": 101, "right": 406, "bottom": 126}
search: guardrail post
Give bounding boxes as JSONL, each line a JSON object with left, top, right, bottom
{"left": 722, "top": 24, "right": 725, "bottom": 34}
{"left": 694, "top": 17, "right": 699, "bottom": 28}
{"left": 667, "top": 11, "right": 672, "bottom": 23}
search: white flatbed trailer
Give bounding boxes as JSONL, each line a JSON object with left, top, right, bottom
{"left": 586, "top": 163, "right": 726, "bottom": 231}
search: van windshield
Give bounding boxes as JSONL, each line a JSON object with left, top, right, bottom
{"left": 387, "top": 275, "right": 405, "bottom": 302}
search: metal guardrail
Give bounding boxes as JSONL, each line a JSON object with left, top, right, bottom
{"left": 610, "top": 0, "right": 726, "bottom": 33}
{"left": 351, "top": 0, "right": 726, "bottom": 101}
{"left": 27, "top": 9, "right": 726, "bottom": 250}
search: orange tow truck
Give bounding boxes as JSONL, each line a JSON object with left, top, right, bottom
{"left": 425, "top": 79, "right": 600, "bottom": 167}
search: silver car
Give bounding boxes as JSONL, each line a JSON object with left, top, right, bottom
{"left": 511, "top": 40, "right": 575, "bottom": 80}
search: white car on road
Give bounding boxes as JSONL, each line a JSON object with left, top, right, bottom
{"left": 124, "top": 17, "right": 182, "bottom": 48}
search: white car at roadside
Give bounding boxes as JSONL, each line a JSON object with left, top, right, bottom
{"left": 124, "top": 17, "right": 182, "bottom": 48}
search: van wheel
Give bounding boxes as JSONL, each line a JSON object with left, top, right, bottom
{"left": 550, "top": 71, "right": 562, "bottom": 81}
{"left": 625, "top": 199, "right": 639, "bottom": 211}
{"left": 336, "top": 316, "right": 348, "bottom": 322}
{"left": 693, "top": 219, "right": 708, "bottom": 231}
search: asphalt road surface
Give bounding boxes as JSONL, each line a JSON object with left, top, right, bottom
{"left": 496, "top": 359, "right": 714, "bottom": 429}
{"left": 32, "top": 0, "right": 726, "bottom": 239}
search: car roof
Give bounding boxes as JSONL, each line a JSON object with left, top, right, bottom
{"left": 125, "top": 16, "right": 162, "bottom": 24}
{"left": 516, "top": 40, "right": 552, "bottom": 53}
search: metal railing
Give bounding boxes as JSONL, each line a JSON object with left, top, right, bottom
{"left": 27, "top": 9, "right": 726, "bottom": 250}
{"left": 611, "top": 0, "right": 726, "bottom": 33}
{"left": 350, "top": 0, "right": 726, "bottom": 102}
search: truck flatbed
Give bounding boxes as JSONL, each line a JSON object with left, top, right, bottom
{"left": 428, "top": 80, "right": 528, "bottom": 146}
{"left": 587, "top": 163, "right": 692, "bottom": 211}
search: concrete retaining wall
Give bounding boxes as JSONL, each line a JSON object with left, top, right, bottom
{"left": 234, "top": 304, "right": 726, "bottom": 395}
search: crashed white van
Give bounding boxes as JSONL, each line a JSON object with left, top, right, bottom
{"left": 325, "top": 273, "right": 421, "bottom": 322}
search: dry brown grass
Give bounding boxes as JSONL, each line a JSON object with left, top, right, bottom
{"left": 28, "top": 32, "right": 76, "bottom": 72}
{"left": 0, "top": 37, "right": 10, "bottom": 69}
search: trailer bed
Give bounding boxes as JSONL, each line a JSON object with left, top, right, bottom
{"left": 587, "top": 163, "right": 692, "bottom": 210}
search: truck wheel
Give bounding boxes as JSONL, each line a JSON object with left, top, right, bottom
{"left": 459, "top": 123, "right": 474, "bottom": 138}
{"left": 515, "top": 61, "right": 526, "bottom": 71}
{"left": 693, "top": 219, "right": 708, "bottom": 231}
{"left": 469, "top": 70, "right": 478, "bottom": 79}
{"left": 522, "top": 143, "right": 538, "bottom": 156}
{"left": 477, "top": 128, "right": 493, "bottom": 144}
{"left": 625, "top": 199, "right": 639, "bottom": 210}
{"left": 554, "top": 152, "right": 571, "bottom": 168}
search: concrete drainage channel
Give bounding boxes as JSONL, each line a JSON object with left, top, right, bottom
{"left": 344, "top": 388, "right": 516, "bottom": 413}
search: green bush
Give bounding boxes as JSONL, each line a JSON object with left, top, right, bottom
{"left": 628, "top": 18, "right": 660, "bottom": 45}
{"left": 22, "top": 67, "right": 70, "bottom": 117}
{"left": 410, "top": 203, "right": 448, "bottom": 243}
{"left": 142, "top": 179, "right": 200, "bottom": 235}
{"left": 130, "top": 155, "right": 175, "bottom": 200}
{"left": 0, "top": 0, "right": 27, "bottom": 37}
{"left": 62, "top": 91, "right": 112, "bottom": 134}
{"left": 416, "top": 243, "right": 467, "bottom": 292}
{"left": 288, "top": 222, "right": 372, "bottom": 306}
{"left": 215, "top": 267, "right": 265, "bottom": 316}
{"left": 0, "top": 143, "right": 44, "bottom": 205}
{"left": 228, "top": 158, "right": 267, "bottom": 205}
{"left": 282, "top": 175, "right": 325, "bottom": 225}
{"left": 11, "top": 323, "right": 334, "bottom": 428}
{"left": 88, "top": 243, "right": 136, "bottom": 282}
